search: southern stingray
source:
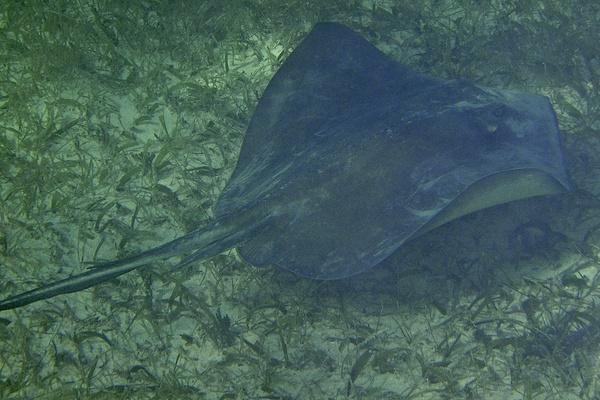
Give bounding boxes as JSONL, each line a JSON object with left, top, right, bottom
{"left": 0, "top": 22, "right": 569, "bottom": 311}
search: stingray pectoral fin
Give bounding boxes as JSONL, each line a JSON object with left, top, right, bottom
{"left": 412, "top": 168, "right": 568, "bottom": 238}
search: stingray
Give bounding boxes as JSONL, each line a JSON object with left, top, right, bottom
{"left": 0, "top": 22, "right": 569, "bottom": 311}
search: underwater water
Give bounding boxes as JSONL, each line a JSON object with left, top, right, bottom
{"left": 0, "top": 0, "right": 599, "bottom": 398}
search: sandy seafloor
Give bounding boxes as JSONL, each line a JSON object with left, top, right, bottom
{"left": 0, "top": 0, "right": 599, "bottom": 399}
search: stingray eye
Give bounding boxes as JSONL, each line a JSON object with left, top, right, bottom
{"left": 492, "top": 105, "right": 506, "bottom": 118}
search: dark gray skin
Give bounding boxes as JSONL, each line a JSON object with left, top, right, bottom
{"left": 0, "top": 23, "right": 569, "bottom": 311}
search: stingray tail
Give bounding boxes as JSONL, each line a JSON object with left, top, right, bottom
{"left": 0, "top": 216, "right": 266, "bottom": 311}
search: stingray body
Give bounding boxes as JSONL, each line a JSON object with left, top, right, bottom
{"left": 0, "top": 23, "right": 569, "bottom": 311}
